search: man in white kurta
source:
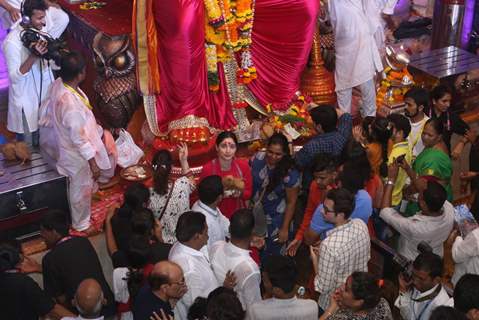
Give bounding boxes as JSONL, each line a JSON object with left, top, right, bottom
{"left": 168, "top": 212, "right": 220, "bottom": 320}
{"left": 209, "top": 210, "right": 261, "bottom": 309}
{"left": 329, "top": 0, "right": 396, "bottom": 117}
{"left": 2, "top": 0, "right": 68, "bottom": 145}
{"left": 48, "top": 52, "right": 113, "bottom": 232}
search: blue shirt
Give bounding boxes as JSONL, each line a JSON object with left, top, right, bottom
{"left": 310, "top": 189, "right": 372, "bottom": 239}
{"left": 295, "top": 113, "right": 352, "bottom": 190}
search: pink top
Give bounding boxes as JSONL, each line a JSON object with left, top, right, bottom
{"left": 200, "top": 158, "right": 252, "bottom": 219}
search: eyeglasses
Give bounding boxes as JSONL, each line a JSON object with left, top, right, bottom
{"left": 323, "top": 205, "right": 335, "bottom": 214}
{"left": 168, "top": 278, "right": 186, "bottom": 286}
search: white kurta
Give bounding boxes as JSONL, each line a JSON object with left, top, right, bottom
{"left": 368, "top": 0, "right": 399, "bottom": 50}
{"left": 48, "top": 78, "right": 111, "bottom": 231}
{"left": 209, "top": 241, "right": 261, "bottom": 309}
{"left": 2, "top": 7, "right": 69, "bottom": 134}
{"left": 169, "top": 242, "right": 219, "bottom": 320}
{"left": 329, "top": 0, "right": 384, "bottom": 91}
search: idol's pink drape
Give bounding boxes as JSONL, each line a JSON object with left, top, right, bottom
{"left": 249, "top": 0, "right": 320, "bottom": 110}
{"left": 152, "top": 0, "right": 319, "bottom": 132}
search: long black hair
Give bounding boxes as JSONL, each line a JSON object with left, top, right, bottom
{"left": 427, "top": 85, "right": 453, "bottom": 116}
{"left": 265, "top": 133, "right": 294, "bottom": 194}
{"left": 341, "top": 141, "right": 372, "bottom": 191}
{"left": 152, "top": 150, "right": 172, "bottom": 195}
{"left": 125, "top": 234, "right": 151, "bottom": 304}
{"left": 118, "top": 182, "right": 149, "bottom": 218}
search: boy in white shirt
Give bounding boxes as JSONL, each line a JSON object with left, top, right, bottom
{"left": 192, "top": 175, "right": 230, "bottom": 248}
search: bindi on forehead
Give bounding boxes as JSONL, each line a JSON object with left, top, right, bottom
{"left": 220, "top": 142, "right": 236, "bottom": 147}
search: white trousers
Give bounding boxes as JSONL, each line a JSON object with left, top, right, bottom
{"left": 69, "top": 154, "right": 116, "bottom": 231}
{"left": 337, "top": 79, "right": 377, "bottom": 117}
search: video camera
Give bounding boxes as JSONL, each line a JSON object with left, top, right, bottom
{"left": 393, "top": 241, "right": 433, "bottom": 282}
{"left": 371, "top": 238, "right": 433, "bottom": 282}
{"left": 20, "top": 28, "right": 66, "bottom": 64}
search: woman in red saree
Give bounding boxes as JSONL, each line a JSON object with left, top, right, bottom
{"left": 136, "top": 0, "right": 319, "bottom": 134}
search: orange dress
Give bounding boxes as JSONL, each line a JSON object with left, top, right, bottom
{"left": 366, "top": 142, "right": 383, "bottom": 176}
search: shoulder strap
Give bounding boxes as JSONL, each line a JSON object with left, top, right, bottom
{"left": 158, "top": 181, "right": 175, "bottom": 221}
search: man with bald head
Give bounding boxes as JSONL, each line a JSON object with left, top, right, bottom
{"left": 61, "top": 278, "right": 105, "bottom": 320}
{"left": 133, "top": 260, "right": 187, "bottom": 320}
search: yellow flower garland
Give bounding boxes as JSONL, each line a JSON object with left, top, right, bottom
{"left": 204, "top": 0, "right": 256, "bottom": 91}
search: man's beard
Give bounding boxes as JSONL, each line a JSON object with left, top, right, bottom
{"left": 405, "top": 109, "right": 419, "bottom": 118}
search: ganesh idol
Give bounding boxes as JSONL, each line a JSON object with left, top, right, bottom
{"left": 134, "top": 0, "right": 319, "bottom": 142}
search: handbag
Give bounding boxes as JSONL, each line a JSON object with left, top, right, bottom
{"left": 115, "top": 129, "right": 144, "bottom": 168}
{"left": 250, "top": 183, "right": 269, "bottom": 237}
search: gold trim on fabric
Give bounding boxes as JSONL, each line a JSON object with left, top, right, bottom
{"left": 134, "top": 0, "right": 149, "bottom": 95}
{"left": 167, "top": 115, "right": 212, "bottom": 132}
{"left": 143, "top": 95, "right": 161, "bottom": 136}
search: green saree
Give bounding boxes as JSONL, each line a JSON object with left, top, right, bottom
{"left": 404, "top": 147, "right": 453, "bottom": 217}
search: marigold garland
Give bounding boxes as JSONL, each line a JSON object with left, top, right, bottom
{"left": 204, "top": 0, "right": 257, "bottom": 92}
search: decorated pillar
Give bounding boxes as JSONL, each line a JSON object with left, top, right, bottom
{"left": 300, "top": 27, "right": 336, "bottom": 105}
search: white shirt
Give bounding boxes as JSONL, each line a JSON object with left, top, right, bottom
{"left": 452, "top": 228, "right": 479, "bottom": 286}
{"left": 169, "top": 242, "right": 219, "bottom": 320}
{"left": 192, "top": 200, "right": 230, "bottom": 248}
{"left": 247, "top": 297, "right": 318, "bottom": 320}
{"left": 408, "top": 115, "right": 429, "bottom": 158}
{"left": 209, "top": 241, "right": 261, "bottom": 308}
{"left": 380, "top": 201, "right": 455, "bottom": 261}
{"left": 112, "top": 267, "right": 133, "bottom": 320}
{"left": 315, "top": 219, "right": 370, "bottom": 310}
{"left": 395, "top": 284, "right": 452, "bottom": 320}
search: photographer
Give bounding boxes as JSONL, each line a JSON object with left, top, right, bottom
{"left": 395, "top": 252, "right": 451, "bottom": 320}
{"left": 0, "top": 0, "right": 68, "bottom": 34}
{"left": 2, "top": 0, "right": 68, "bottom": 147}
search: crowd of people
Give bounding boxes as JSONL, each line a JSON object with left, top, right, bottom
{"left": 2, "top": 80, "right": 479, "bottom": 320}
{"left": 2, "top": 0, "right": 479, "bottom": 320}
